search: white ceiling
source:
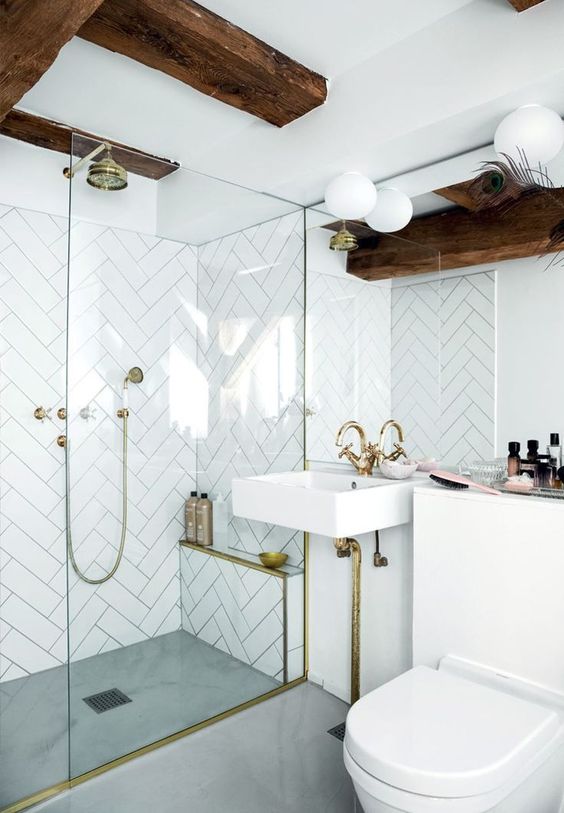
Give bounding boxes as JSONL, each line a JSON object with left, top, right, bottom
{"left": 17, "top": 0, "right": 564, "bottom": 208}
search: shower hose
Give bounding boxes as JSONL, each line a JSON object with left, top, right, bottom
{"left": 66, "top": 412, "right": 129, "bottom": 584}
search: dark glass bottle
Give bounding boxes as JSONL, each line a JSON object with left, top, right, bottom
{"left": 507, "top": 441, "right": 521, "bottom": 477}
{"left": 527, "top": 439, "right": 539, "bottom": 461}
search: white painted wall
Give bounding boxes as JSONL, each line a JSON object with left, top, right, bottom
{"left": 308, "top": 522, "right": 413, "bottom": 703}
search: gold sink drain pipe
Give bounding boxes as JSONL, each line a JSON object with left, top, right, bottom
{"left": 334, "top": 537, "right": 362, "bottom": 704}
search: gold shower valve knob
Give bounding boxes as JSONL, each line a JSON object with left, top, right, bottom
{"left": 56, "top": 435, "right": 67, "bottom": 448}
{"left": 57, "top": 407, "right": 66, "bottom": 420}
{"left": 117, "top": 408, "right": 129, "bottom": 418}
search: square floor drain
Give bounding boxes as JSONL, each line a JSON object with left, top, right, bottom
{"left": 327, "top": 722, "right": 346, "bottom": 741}
{"left": 83, "top": 688, "right": 132, "bottom": 714}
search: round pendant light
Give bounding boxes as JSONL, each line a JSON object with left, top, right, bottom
{"left": 494, "top": 104, "right": 564, "bottom": 166}
{"left": 365, "top": 188, "right": 413, "bottom": 233}
{"left": 324, "top": 172, "right": 377, "bottom": 220}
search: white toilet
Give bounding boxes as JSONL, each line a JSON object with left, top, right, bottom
{"left": 343, "top": 488, "right": 564, "bottom": 813}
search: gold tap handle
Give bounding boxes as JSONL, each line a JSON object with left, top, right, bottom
{"left": 389, "top": 443, "right": 407, "bottom": 461}
{"left": 338, "top": 442, "right": 353, "bottom": 459}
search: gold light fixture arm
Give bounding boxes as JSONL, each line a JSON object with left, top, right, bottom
{"left": 63, "top": 141, "right": 109, "bottom": 179}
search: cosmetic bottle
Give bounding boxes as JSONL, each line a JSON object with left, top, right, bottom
{"left": 527, "top": 439, "right": 539, "bottom": 461}
{"left": 548, "top": 433, "right": 562, "bottom": 468}
{"left": 507, "top": 442, "right": 521, "bottom": 477}
{"left": 185, "top": 491, "right": 198, "bottom": 543}
{"left": 196, "top": 493, "right": 213, "bottom": 546}
{"left": 537, "top": 462, "right": 554, "bottom": 489}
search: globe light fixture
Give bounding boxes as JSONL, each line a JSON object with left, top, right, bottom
{"left": 324, "top": 172, "right": 377, "bottom": 220}
{"left": 494, "top": 104, "right": 564, "bottom": 166}
{"left": 365, "top": 188, "right": 413, "bottom": 233}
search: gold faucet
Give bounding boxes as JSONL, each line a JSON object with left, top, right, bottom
{"left": 335, "top": 421, "right": 379, "bottom": 476}
{"left": 335, "top": 419, "right": 407, "bottom": 476}
{"left": 378, "top": 419, "right": 407, "bottom": 463}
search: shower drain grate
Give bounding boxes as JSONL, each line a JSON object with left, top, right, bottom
{"left": 327, "top": 722, "right": 346, "bottom": 742}
{"left": 83, "top": 688, "right": 132, "bottom": 714}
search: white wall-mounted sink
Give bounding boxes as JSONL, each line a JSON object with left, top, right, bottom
{"left": 232, "top": 469, "right": 426, "bottom": 538}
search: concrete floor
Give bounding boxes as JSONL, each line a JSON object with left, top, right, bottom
{"left": 34, "top": 682, "right": 355, "bottom": 813}
{"left": 0, "top": 630, "right": 279, "bottom": 809}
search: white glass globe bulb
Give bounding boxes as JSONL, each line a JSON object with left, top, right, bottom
{"left": 494, "top": 104, "right": 564, "bottom": 165}
{"left": 324, "top": 172, "right": 377, "bottom": 220}
{"left": 365, "top": 188, "right": 413, "bottom": 233}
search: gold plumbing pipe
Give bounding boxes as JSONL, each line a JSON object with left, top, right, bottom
{"left": 334, "top": 537, "right": 362, "bottom": 704}
{"left": 63, "top": 141, "right": 108, "bottom": 179}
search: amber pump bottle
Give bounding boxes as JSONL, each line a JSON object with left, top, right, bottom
{"left": 185, "top": 491, "right": 199, "bottom": 543}
{"left": 507, "top": 442, "right": 521, "bottom": 477}
{"left": 196, "top": 494, "right": 213, "bottom": 546}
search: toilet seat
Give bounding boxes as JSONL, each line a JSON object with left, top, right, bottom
{"left": 345, "top": 666, "right": 560, "bottom": 801}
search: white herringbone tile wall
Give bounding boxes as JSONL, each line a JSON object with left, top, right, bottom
{"left": 306, "top": 271, "right": 391, "bottom": 463}
{"left": 0, "top": 205, "right": 199, "bottom": 679}
{"left": 391, "top": 272, "right": 495, "bottom": 467}
{"left": 0, "top": 205, "right": 68, "bottom": 681}
{"left": 66, "top": 220, "right": 198, "bottom": 665}
{"left": 307, "top": 266, "right": 495, "bottom": 470}
{"left": 439, "top": 272, "right": 495, "bottom": 466}
{"left": 179, "top": 211, "right": 306, "bottom": 677}
{"left": 195, "top": 212, "right": 305, "bottom": 566}
{"left": 180, "top": 547, "right": 285, "bottom": 680}
{"left": 391, "top": 280, "right": 442, "bottom": 461}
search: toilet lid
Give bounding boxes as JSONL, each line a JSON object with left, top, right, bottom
{"left": 345, "top": 666, "right": 560, "bottom": 798}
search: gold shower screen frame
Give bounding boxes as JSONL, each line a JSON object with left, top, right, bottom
{"left": 0, "top": 139, "right": 308, "bottom": 813}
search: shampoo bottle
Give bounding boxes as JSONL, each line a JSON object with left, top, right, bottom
{"left": 185, "top": 491, "right": 198, "bottom": 543}
{"left": 196, "top": 493, "right": 213, "bottom": 546}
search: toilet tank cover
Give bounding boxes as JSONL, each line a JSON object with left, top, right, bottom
{"left": 345, "top": 666, "right": 560, "bottom": 798}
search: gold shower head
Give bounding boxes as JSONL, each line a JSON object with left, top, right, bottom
{"left": 87, "top": 146, "right": 128, "bottom": 191}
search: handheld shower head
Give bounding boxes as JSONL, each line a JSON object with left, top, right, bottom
{"left": 126, "top": 367, "right": 144, "bottom": 385}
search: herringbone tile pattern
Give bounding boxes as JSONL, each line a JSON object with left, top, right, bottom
{"left": 66, "top": 221, "right": 198, "bottom": 663}
{"left": 0, "top": 206, "right": 199, "bottom": 679}
{"left": 0, "top": 206, "right": 68, "bottom": 681}
{"left": 195, "top": 212, "right": 305, "bottom": 567}
{"left": 391, "top": 272, "right": 495, "bottom": 466}
{"left": 180, "top": 547, "right": 284, "bottom": 680}
{"left": 439, "top": 272, "right": 495, "bottom": 466}
{"left": 306, "top": 272, "right": 391, "bottom": 463}
{"left": 391, "top": 281, "right": 442, "bottom": 460}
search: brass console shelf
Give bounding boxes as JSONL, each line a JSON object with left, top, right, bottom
{"left": 179, "top": 540, "right": 303, "bottom": 579}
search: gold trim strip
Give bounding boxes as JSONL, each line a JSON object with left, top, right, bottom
{"left": 179, "top": 540, "right": 289, "bottom": 578}
{"left": 1, "top": 781, "right": 70, "bottom": 813}
{"left": 70, "top": 677, "right": 307, "bottom": 787}
{"left": 1, "top": 678, "right": 307, "bottom": 813}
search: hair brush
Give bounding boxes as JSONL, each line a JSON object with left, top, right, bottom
{"left": 429, "top": 470, "right": 502, "bottom": 496}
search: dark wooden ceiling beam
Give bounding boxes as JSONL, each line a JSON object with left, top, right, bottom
{"left": 0, "top": 0, "right": 106, "bottom": 124}
{"left": 506, "top": 0, "right": 546, "bottom": 10}
{"left": 0, "top": 109, "right": 179, "bottom": 180}
{"left": 78, "top": 0, "right": 327, "bottom": 127}
{"left": 344, "top": 188, "right": 564, "bottom": 281}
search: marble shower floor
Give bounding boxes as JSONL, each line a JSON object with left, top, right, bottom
{"left": 0, "top": 630, "right": 279, "bottom": 810}
{"left": 34, "top": 682, "right": 355, "bottom": 813}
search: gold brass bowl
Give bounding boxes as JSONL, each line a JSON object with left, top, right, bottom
{"left": 259, "top": 552, "right": 288, "bottom": 569}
